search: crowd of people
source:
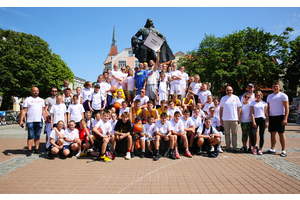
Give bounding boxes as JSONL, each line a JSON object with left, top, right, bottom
{"left": 19, "top": 49, "right": 290, "bottom": 163}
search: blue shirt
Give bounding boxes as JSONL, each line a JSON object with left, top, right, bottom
{"left": 134, "top": 70, "right": 148, "bottom": 89}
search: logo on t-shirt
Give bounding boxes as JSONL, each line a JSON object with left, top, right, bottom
{"left": 165, "top": 127, "right": 167, "bottom": 130}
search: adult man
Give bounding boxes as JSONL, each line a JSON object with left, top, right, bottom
{"left": 19, "top": 87, "right": 47, "bottom": 156}
{"left": 240, "top": 83, "right": 255, "bottom": 102}
{"left": 179, "top": 66, "right": 189, "bottom": 100}
{"left": 146, "top": 50, "right": 160, "bottom": 105}
{"left": 44, "top": 87, "right": 57, "bottom": 143}
{"left": 168, "top": 62, "right": 182, "bottom": 96}
{"left": 134, "top": 63, "right": 148, "bottom": 95}
{"left": 219, "top": 86, "right": 242, "bottom": 152}
{"left": 111, "top": 63, "right": 126, "bottom": 99}
{"left": 266, "top": 81, "right": 289, "bottom": 157}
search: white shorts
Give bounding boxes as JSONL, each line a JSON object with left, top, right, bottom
{"left": 170, "top": 84, "right": 180, "bottom": 95}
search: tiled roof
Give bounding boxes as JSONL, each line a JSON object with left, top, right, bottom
{"left": 108, "top": 45, "right": 118, "bottom": 56}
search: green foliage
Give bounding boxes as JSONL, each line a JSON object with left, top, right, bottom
{"left": 0, "top": 28, "right": 74, "bottom": 109}
{"left": 179, "top": 27, "right": 294, "bottom": 96}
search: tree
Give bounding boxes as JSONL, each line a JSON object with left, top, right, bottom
{"left": 284, "top": 36, "right": 300, "bottom": 97}
{"left": 179, "top": 27, "right": 294, "bottom": 96}
{"left": 0, "top": 29, "right": 74, "bottom": 110}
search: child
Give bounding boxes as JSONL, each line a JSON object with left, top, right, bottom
{"left": 75, "top": 87, "right": 83, "bottom": 104}
{"left": 114, "top": 112, "right": 133, "bottom": 160}
{"left": 105, "top": 75, "right": 113, "bottom": 108}
{"left": 91, "top": 109, "right": 112, "bottom": 162}
{"left": 156, "top": 73, "right": 168, "bottom": 107}
{"left": 118, "top": 101, "right": 130, "bottom": 119}
{"left": 181, "top": 92, "right": 195, "bottom": 111}
{"left": 81, "top": 81, "right": 93, "bottom": 112}
{"left": 84, "top": 111, "right": 94, "bottom": 131}
{"left": 208, "top": 107, "right": 223, "bottom": 153}
{"left": 125, "top": 69, "right": 135, "bottom": 106}
{"left": 196, "top": 117, "right": 221, "bottom": 156}
{"left": 144, "top": 100, "right": 160, "bottom": 122}
{"left": 62, "top": 79, "right": 71, "bottom": 94}
{"left": 110, "top": 112, "right": 118, "bottom": 150}
{"left": 130, "top": 99, "right": 143, "bottom": 125}
{"left": 170, "top": 111, "right": 192, "bottom": 158}
{"left": 171, "top": 93, "right": 181, "bottom": 107}
{"left": 111, "top": 90, "right": 125, "bottom": 114}
{"left": 188, "top": 74, "right": 202, "bottom": 104}
{"left": 180, "top": 109, "right": 196, "bottom": 154}
{"left": 197, "top": 83, "right": 212, "bottom": 105}
{"left": 76, "top": 119, "right": 93, "bottom": 157}
{"left": 132, "top": 117, "right": 146, "bottom": 158}
{"left": 153, "top": 112, "right": 175, "bottom": 161}
{"left": 88, "top": 84, "right": 106, "bottom": 118}
{"left": 46, "top": 120, "right": 64, "bottom": 159}
{"left": 192, "top": 102, "right": 206, "bottom": 123}
{"left": 62, "top": 120, "right": 80, "bottom": 158}
{"left": 203, "top": 95, "right": 214, "bottom": 114}
{"left": 157, "top": 100, "right": 168, "bottom": 116}
{"left": 67, "top": 95, "right": 85, "bottom": 128}
{"left": 214, "top": 99, "right": 221, "bottom": 121}
{"left": 167, "top": 101, "right": 182, "bottom": 120}
{"left": 50, "top": 94, "right": 67, "bottom": 130}
{"left": 144, "top": 115, "right": 156, "bottom": 158}
{"left": 95, "top": 75, "right": 107, "bottom": 108}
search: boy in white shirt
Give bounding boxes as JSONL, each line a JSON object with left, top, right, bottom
{"left": 153, "top": 112, "right": 176, "bottom": 161}
{"left": 88, "top": 84, "right": 106, "bottom": 118}
{"left": 46, "top": 120, "right": 65, "bottom": 159}
{"left": 170, "top": 111, "right": 193, "bottom": 158}
{"left": 192, "top": 103, "right": 206, "bottom": 123}
{"left": 110, "top": 112, "right": 118, "bottom": 150}
{"left": 208, "top": 107, "right": 223, "bottom": 153}
{"left": 180, "top": 109, "right": 195, "bottom": 156}
{"left": 118, "top": 101, "right": 130, "bottom": 119}
{"left": 168, "top": 62, "right": 182, "bottom": 96}
{"left": 167, "top": 101, "right": 182, "bottom": 120}
{"left": 156, "top": 73, "right": 168, "bottom": 106}
{"left": 144, "top": 115, "right": 156, "bottom": 157}
{"left": 196, "top": 117, "right": 222, "bottom": 157}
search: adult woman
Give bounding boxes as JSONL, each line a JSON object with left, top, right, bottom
{"left": 125, "top": 69, "right": 135, "bottom": 105}
{"left": 250, "top": 91, "right": 269, "bottom": 155}
{"left": 239, "top": 93, "right": 252, "bottom": 153}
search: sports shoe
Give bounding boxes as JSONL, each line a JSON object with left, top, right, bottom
{"left": 280, "top": 151, "right": 287, "bottom": 157}
{"left": 34, "top": 149, "right": 41, "bottom": 154}
{"left": 240, "top": 146, "right": 247, "bottom": 153}
{"left": 75, "top": 151, "right": 82, "bottom": 158}
{"left": 248, "top": 148, "right": 252, "bottom": 154}
{"left": 217, "top": 146, "right": 223, "bottom": 153}
{"left": 175, "top": 150, "right": 180, "bottom": 159}
{"left": 140, "top": 152, "right": 145, "bottom": 158}
{"left": 265, "top": 149, "right": 276, "bottom": 154}
{"left": 211, "top": 146, "right": 215, "bottom": 152}
{"left": 253, "top": 148, "right": 257, "bottom": 155}
{"left": 26, "top": 150, "right": 33, "bottom": 157}
{"left": 48, "top": 151, "right": 54, "bottom": 160}
{"left": 258, "top": 149, "right": 263, "bottom": 155}
{"left": 124, "top": 152, "right": 131, "bottom": 160}
{"left": 196, "top": 148, "right": 202, "bottom": 155}
{"left": 99, "top": 154, "right": 111, "bottom": 162}
{"left": 169, "top": 151, "right": 176, "bottom": 160}
{"left": 153, "top": 154, "right": 160, "bottom": 161}
{"left": 130, "top": 152, "right": 135, "bottom": 158}
{"left": 185, "top": 150, "right": 192, "bottom": 158}
{"left": 79, "top": 149, "right": 88, "bottom": 157}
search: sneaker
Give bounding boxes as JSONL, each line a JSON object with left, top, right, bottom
{"left": 130, "top": 152, "right": 135, "bottom": 158}
{"left": 140, "top": 152, "right": 145, "bottom": 158}
{"left": 185, "top": 150, "right": 192, "bottom": 158}
{"left": 211, "top": 146, "right": 214, "bottom": 152}
{"left": 26, "top": 150, "right": 33, "bottom": 157}
{"left": 175, "top": 150, "right": 180, "bottom": 159}
{"left": 232, "top": 148, "right": 237, "bottom": 153}
{"left": 253, "top": 148, "right": 257, "bottom": 155}
{"left": 34, "top": 149, "right": 41, "bottom": 154}
{"left": 217, "top": 146, "right": 223, "bottom": 153}
{"left": 47, "top": 151, "right": 54, "bottom": 160}
{"left": 225, "top": 148, "right": 230, "bottom": 152}
{"left": 124, "top": 152, "right": 131, "bottom": 160}
{"left": 258, "top": 149, "right": 263, "bottom": 155}
{"left": 197, "top": 148, "right": 202, "bottom": 155}
{"left": 280, "top": 151, "right": 287, "bottom": 157}
{"left": 99, "top": 154, "right": 111, "bottom": 162}
{"left": 248, "top": 148, "right": 252, "bottom": 154}
{"left": 76, "top": 151, "right": 82, "bottom": 158}
{"left": 153, "top": 154, "right": 160, "bottom": 161}
{"left": 79, "top": 149, "right": 87, "bottom": 157}
{"left": 169, "top": 152, "right": 176, "bottom": 160}
{"left": 265, "top": 149, "right": 276, "bottom": 154}
{"left": 240, "top": 146, "right": 247, "bottom": 153}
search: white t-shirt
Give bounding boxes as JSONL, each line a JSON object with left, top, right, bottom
{"left": 23, "top": 96, "right": 45, "bottom": 123}
{"left": 95, "top": 119, "right": 112, "bottom": 136}
{"left": 179, "top": 72, "right": 189, "bottom": 88}
{"left": 192, "top": 109, "right": 206, "bottom": 121}
{"left": 67, "top": 103, "right": 85, "bottom": 122}
{"left": 111, "top": 120, "right": 118, "bottom": 135}
{"left": 105, "top": 82, "right": 112, "bottom": 96}
{"left": 119, "top": 107, "right": 130, "bottom": 116}
{"left": 220, "top": 94, "right": 242, "bottom": 121}
{"left": 154, "top": 120, "right": 171, "bottom": 136}
{"left": 46, "top": 129, "right": 64, "bottom": 148}
{"left": 250, "top": 100, "right": 267, "bottom": 119}
{"left": 90, "top": 92, "right": 105, "bottom": 110}
{"left": 133, "top": 95, "right": 149, "bottom": 106}
{"left": 50, "top": 103, "right": 67, "bottom": 124}
{"left": 197, "top": 125, "right": 219, "bottom": 136}
{"left": 198, "top": 90, "right": 212, "bottom": 104}
{"left": 214, "top": 106, "right": 220, "bottom": 121}
{"left": 267, "top": 92, "right": 289, "bottom": 116}
{"left": 167, "top": 107, "right": 182, "bottom": 117}
{"left": 111, "top": 70, "right": 125, "bottom": 89}
{"left": 169, "top": 70, "right": 181, "bottom": 85}
{"left": 241, "top": 103, "right": 252, "bottom": 123}
{"left": 147, "top": 69, "right": 158, "bottom": 85}
{"left": 125, "top": 76, "right": 135, "bottom": 90}
{"left": 189, "top": 82, "right": 202, "bottom": 94}
{"left": 203, "top": 102, "right": 215, "bottom": 114}
{"left": 99, "top": 82, "right": 107, "bottom": 97}
{"left": 180, "top": 116, "right": 194, "bottom": 128}
{"left": 191, "top": 115, "right": 202, "bottom": 128}
{"left": 63, "top": 128, "right": 79, "bottom": 145}
{"left": 111, "top": 98, "right": 125, "bottom": 106}
{"left": 121, "top": 73, "right": 128, "bottom": 89}
{"left": 80, "top": 88, "right": 93, "bottom": 102}
{"left": 92, "top": 119, "right": 100, "bottom": 128}
{"left": 144, "top": 123, "right": 156, "bottom": 137}
{"left": 169, "top": 119, "right": 184, "bottom": 133}
{"left": 210, "top": 116, "right": 221, "bottom": 129}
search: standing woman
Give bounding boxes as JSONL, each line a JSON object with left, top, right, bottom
{"left": 81, "top": 81, "right": 93, "bottom": 112}
{"left": 239, "top": 93, "right": 252, "bottom": 153}
{"left": 125, "top": 69, "right": 135, "bottom": 106}
{"left": 188, "top": 74, "right": 202, "bottom": 104}
{"left": 50, "top": 94, "right": 67, "bottom": 130}
{"left": 250, "top": 91, "right": 269, "bottom": 155}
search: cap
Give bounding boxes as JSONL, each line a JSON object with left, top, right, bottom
{"left": 248, "top": 83, "right": 254, "bottom": 87}
{"left": 135, "top": 116, "right": 142, "bottom": 121}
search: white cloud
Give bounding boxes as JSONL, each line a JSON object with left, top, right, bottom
{"left": 0, "top": 7, "right": 30, "bottom": 18}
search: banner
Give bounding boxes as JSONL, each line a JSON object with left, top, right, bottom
{"left": 144, "top": 31, "right": 164, "bottom": 51}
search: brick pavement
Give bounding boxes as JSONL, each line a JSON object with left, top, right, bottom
{"left": 0, "top": 124, "right": 300, "bottom": 194}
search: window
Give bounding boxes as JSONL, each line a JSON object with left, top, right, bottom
{"left": 118, "top": 60, "right": 126, "bottom": 68}
{"left": 128, "top": 50, "right": 133, "bottom": 57}
{"left": 135, "top": 60, "right": 139, "bottom": 68}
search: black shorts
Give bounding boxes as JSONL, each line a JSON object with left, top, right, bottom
{"left": 269, "top": 115, "right": 285, "bottom": 134}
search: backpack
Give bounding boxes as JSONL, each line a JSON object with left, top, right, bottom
{"left": 105, "top": 142, "right": 116, "bottom": 160}
{"left": 201, "top": 126, "right": 218, "bottom": 158}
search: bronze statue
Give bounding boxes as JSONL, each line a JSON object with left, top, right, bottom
{"left": 131, "top": 18, "right": 175, "bottom": 64}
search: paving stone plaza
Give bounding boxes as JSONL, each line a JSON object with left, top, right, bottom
{"left": 0, "top": 124, "right": 300, "bottom": 194}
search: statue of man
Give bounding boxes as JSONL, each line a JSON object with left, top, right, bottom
{"left": 131, "top": 18, "right": 175, "bottom": 64}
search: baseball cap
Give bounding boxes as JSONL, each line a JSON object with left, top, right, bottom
{"left": 135, "top": 116, "right": 142, "bottom": 121}
{"left": 248, "top": 83, "right": 254, "bottom": 87}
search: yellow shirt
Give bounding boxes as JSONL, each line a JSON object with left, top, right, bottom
{"left": 146, "top": 109, "right": 158, "bottom": 119}
{"left": 131, "top": 107, "right": 142, "bottom": 123}
{"left": 183, "top": 98, "right": 193, "bottom": 105}
{"left": 157, "top": 107, "right": 167, "bottom": 116}
{"left": 172, "top": 99, "right": 181, "bottom": 106}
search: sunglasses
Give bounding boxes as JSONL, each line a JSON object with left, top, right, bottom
{"left": 244, "top": 97, "right": 250, "bottom": 99}
{"left": 121, "top": 69, "right": 125, "bottom": 70}
{"left": 52, "top": 90, "right": 57, "bottom": 92}
{"left": 57, "top": 124, "right": 64, "bottom": 126}
{"left": 140, "top": 91, "right": 145, "bottom": 93}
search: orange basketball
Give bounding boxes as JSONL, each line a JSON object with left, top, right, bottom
{"left": 114, "top": 102, "right": 121, "bottom": 110}
{"left": 110, "top": 86, "right": 117, "bottom": 93}
{"left": 133, "top": 123, "right": 143, "bottom": 133}
{"left": 97, "top": 127, "right": 103, "bottom": 134}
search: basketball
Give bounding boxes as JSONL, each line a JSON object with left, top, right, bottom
{"left": 110, "top": 86, "right": 117, "bottom": 93}
{"left": 97, "top": 127, "right": 103, "bottom": 134}
{"left": 133, "top": 123, "right": 143, "bottom": 133}
{"left": 114, "top": 102, "right": 121, "bottom": 110}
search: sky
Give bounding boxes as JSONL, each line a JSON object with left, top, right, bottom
{"left": 1, "top": 2, "right": 300, "bottom": 83}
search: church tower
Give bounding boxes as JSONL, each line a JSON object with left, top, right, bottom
{"left": 103, "top": 26, "right": 118, "bottom": 71}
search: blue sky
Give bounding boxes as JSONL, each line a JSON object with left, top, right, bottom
{"left": 1, "top": 3, "right": 300, "bottom": 83}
